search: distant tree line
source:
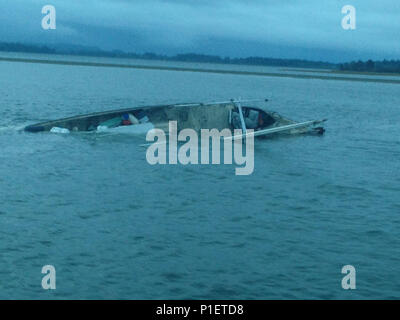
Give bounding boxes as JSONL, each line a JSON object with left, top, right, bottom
{"left": 166, "top": 53, "right": 335, "bottom": 69}
{"left": 0, "top": 41, "right": 335, "bottom": 69}
{"left": 1, "top": 41, "right": 400, "bottom": 73}
{"left": 339, "top": 59, "right": 400, "bottom": 73}
{"left": 0, "top": 42, "right": 55, "bottom": 54}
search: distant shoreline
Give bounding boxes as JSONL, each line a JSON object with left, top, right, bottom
{"left": 282, "top": 68, "right": 400, "bottom": 77}
{"left": 1, "top": 42, "right": 400, "bottom": 74}
{"left": 0, "top": 42, "right": 335, "bottom": 70}
{"left": 1, "top": 56, "right": 400, "bottom": 85}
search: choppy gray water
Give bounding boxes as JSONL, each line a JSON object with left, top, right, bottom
{"left": 0, "top": 54, "right": 399, "bottom": 299}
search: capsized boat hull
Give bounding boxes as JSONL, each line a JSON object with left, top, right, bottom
{"left": 24, "top": 101, "right": 325, "bottom": 135}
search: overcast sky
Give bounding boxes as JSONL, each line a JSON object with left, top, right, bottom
{"left": 1, "top": 0, "right": 399, "bottom": 62}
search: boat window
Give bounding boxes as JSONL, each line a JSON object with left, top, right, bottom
{"left": 258, "top": 111, "right": 276, "bottom": 127}
{"left": 231, "top": 107, "right": 276, "bottom": 130}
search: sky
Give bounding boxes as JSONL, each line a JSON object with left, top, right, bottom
{"left": 0, "top": 0, "right": 399, "bottom": 62}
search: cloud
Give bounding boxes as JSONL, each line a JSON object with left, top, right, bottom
{"left": 0, "top": 0, "right": 399, "bottom": 61}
